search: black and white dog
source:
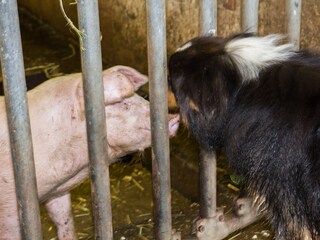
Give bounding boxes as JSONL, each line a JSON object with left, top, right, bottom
{"left": 168, "top": 33, "right": 320, "bottom": 239}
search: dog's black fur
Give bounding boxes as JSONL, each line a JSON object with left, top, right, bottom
{"left": 168, "top": 33, "right": 320, "bottom": 239}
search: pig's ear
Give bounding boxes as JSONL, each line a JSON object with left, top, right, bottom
{"left": 102, "top": 66, "right": 148, "bottom": 105}
{"left": 112, "top": 65, "right": 148, "bottom": 90}
{"left": 102, "top": 71, "right": 135, "bottom": 105}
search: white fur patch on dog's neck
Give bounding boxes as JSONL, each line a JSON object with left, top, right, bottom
{"left": 225, "top": 34, "right": 296, "bottom": 82}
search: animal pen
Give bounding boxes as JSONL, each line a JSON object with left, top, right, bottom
{"left": 0, "top": 0, "right": 304, "bottom": 239}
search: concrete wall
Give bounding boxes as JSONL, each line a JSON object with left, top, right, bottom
{"left": 18, "top": 0, "right": 320, "bottom": 75}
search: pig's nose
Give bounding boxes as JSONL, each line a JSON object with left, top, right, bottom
{"left": 168, "top": 114, "right": 180, "bottom": 137}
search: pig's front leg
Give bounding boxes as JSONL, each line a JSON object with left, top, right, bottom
{"left": 45, "top": 193, "right": 77, "bottom": 240}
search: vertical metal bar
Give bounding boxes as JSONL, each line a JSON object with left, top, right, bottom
{"left": 199, "top": 150, "right": 217, "bottom": 218}
{"left": 199, "top": 0, "right": 218, "bottom": 220}
{"left": 241, "top": 0, "right": 259, "bottom": 32}
{"left": 200, "top": 0, "right": 218, "bottom": 35}
{"left": 0, "top": 1, "right": 42, "bottom": 239}
{"left": 146, "top": 0, "right": 172, "bottom": 239}
{"left": 77, "top": 1, "right": 113, "bottom": 239}
{"left": 287, "top": 0, "right": 302, "bottom": 50}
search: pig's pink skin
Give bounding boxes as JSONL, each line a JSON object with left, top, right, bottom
{"left": 0, "top": 66, "right": 180, "bottom": 240}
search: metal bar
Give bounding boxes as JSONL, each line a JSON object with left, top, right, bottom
{"left": 200, "top": 0, "right": 217, "bottom": 35}
{"left": 77, "top": 1, "right": 113, "bottom": 239}
{"left": 287, "top": 0, "right": 302, "bottom": 50}
{"left": 199, "top": 150, "right": 217, "bottom": 218}
{"left": 0, "top": 1, "right": 42, "bottom": 239}
{"left": 241, "top": 0, "right": 260, "bottom": 32}
{"left": 199, "top": 0, "right": 218, "bottom": 221}
{"left": 146, "top": 0, "right": 172, "bottom": 239}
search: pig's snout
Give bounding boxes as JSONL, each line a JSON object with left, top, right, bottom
{"left": 168, "top": 114, "right": 180, "bottom": 137}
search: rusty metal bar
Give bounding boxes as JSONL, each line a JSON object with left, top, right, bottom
{"left": 200, "top": 0, "right": 217, "bottom": 35}
{"left": 146, "top": 0, "right": 173, "bottom": 239}
{"left": 0, "top": 1, "right": 42, "bottom": 239}
{"left": 241, "top": 0, "right": 259, "bottom": 32}
{"left": 77, "top": 1, "right": 113, "bottom": 239}
{"left": 287, "top": 0, "right": 302, "bottom": 50}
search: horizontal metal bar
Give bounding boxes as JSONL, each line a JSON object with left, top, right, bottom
{"left": 77, "top": 1, "right": 113, "bottom": 239}
{"left": 0, "top": 1, "right": 42, "bottom": 239}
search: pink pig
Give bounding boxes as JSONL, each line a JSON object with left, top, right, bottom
{"left": 0, "top": 66, "right": 180, "bottom": 239}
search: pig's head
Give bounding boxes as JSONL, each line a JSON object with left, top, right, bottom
{"left": 102, "top": 66, "right": 180, "bottom": 160}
